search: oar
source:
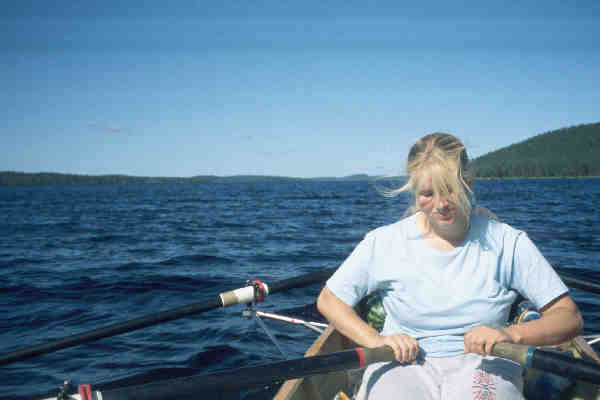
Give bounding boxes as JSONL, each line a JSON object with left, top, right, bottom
{"left": 99, "top": 343, "right": 600, "bottom": 400}
{"left": 0, "top": 267, "right": 337, "bottom": 366}
{"left": 492, "top": 342, "right": 600, "bottom": 384}
{"left": 43, "top": 343, "right": 600, "bottom": 400}
{"left": 557, "top": 271, "right": 600, "bottom": 295}
{"left": 1, "top": 265, "right": 596, "bottom": 366}
{"left": 77, "top": 346, "right": 396, "bottom": 400}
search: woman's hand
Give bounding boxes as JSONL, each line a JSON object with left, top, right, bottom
{"left": 464, "top": 325, "right": 513, "bottom": 356}
{"left": 317, "top": 287, "right": 419, "bottom": 363}
{"left": 374, "top": 333, "right": 419, "bottom": 363}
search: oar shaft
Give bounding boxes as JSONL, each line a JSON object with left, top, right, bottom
{"left": 558, "top": 272, "right": 600, "bottom": 295}
{"left": 492, "top": 342, "right": 600, "bottom": 384}
{"left": 99, "top": 346, "right": 395, "bottom": 400}
{"left": 0, "top": 267, "right": 337, "bottom": 366}
{"left": 533, "top": 348, "right": 600, "bottom": 384}
{"left": 3, "top": 267, "right": 593, "bottom": 367}
{"left": 268, "top": 267, "right": 337, "bottom": 293}
{"left": 0, "top": 298, "right": 222, "bottom": 366}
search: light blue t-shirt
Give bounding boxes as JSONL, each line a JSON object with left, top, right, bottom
{"left": 326, "top": 213, "right": 568, "bottom": 357}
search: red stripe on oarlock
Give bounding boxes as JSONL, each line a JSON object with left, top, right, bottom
{"left": 251, "top": 280, "right": 266, "bottom": 302}
{"left": 78, "top": 384, "right": 92, "bottom": 400}
{"left": 355, "top": 348, "right": 366, "bottom": 368}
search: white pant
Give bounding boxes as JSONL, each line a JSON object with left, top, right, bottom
{"left": 356, "top": 353, "right": 524, "bottom": 400}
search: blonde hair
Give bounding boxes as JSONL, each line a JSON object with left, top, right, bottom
{"left": 383, "top": 133, "right": 474, "bottom": 225}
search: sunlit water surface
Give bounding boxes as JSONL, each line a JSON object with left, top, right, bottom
{"left": 1, "top": 179, "right": 599, "bottom": 399}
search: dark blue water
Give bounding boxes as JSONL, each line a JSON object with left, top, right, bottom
{"left": 1, "top": 179, "right": 599, "bottom": 399}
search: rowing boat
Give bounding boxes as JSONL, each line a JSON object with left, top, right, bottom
{"left": 274, "top": 299, "right": 600, "bottom": 400}
{"left": 7, "top": 271, "right": 600, "bottom": 400}
{"left": 33, "top": 320, "right": 600, "bottom": 400}
{"left": 274, "top": 325, "right": 359, "bottom": 400}
{"left": 274, "top": 325, "right": 600, "bottom": 400}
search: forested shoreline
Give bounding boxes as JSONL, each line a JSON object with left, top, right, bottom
{"left": 0, "top": 172, "right": 376, "bottom": 186}
{"left": 0, "top": 172, "right": 296, "bottom": 186}
{"left": 2, "top": 123, "right": 598, "bottom": 185}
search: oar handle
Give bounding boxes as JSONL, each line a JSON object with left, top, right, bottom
{"left": 491, "top": 342, "right": 535, "bottom": 366}
{"left": 492, "top": 342, "right": 600, "bottom": 384}
{"left": 361, "top": 346, "right": 396, "bottom": 365}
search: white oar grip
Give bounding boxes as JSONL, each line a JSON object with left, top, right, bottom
{"left": 42, "top": 389, "right": 104, "bottom": 400}
{"left": 219, "top": 284, "right": 270, "bottom": 307}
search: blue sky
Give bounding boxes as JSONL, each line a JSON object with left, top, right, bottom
{"left": 2, "top": 1, "right": 599, "bottom": 178}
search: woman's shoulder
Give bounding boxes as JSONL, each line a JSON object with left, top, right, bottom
{"left": 473, "top": 205, "right": 499, "bottom": 221}
{"left": 468, "top": 215, "right": 523, "bottom": 260}
{"left": 470, "top": 210, "right": 523, "bottom": 242}
{"left": 365, "top": 213, "right": 418, "bottom": 240}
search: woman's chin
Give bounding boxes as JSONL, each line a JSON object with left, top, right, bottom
{"left": 430, "top": 215, "right": 468, "bottom": 241}
{"left": 433, "top": 215, "right": 456, "bottom": 225}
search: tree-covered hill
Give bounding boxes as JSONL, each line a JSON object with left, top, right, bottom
{"left": 470, "top": 122, "right": 600, "bottom": 178}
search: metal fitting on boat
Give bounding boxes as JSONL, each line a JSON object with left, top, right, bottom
{"left": 57, "top": 380, "right": 74, "bottom": 400}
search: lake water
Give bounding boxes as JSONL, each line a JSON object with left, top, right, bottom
{"left": 1, "top": 179, "right": 599, "bottom": 399}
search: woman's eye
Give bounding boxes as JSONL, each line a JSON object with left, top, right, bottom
{"left": 421, "top": 191, "right": 433, "bottom": 197}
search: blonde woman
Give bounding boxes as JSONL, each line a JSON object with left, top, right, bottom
{"left": 317, "top": 133, "right": 583, "bottom": 399}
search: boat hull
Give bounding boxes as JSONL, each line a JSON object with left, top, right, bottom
{"left": 275, "top": 325, "right": 354, "bottom": 400}
{"left": 274, "top": 327, "right": 600, "bottom": 400}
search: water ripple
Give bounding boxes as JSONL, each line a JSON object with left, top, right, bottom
{"left": 1, "top": 179, "right": 599, "bottom": 399}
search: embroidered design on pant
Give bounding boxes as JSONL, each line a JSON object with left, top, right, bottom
{"left": 472, "top": 369, "right": 496, "bottom": 400}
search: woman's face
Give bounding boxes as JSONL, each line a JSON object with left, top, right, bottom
{"left": 417, "top": 179, "right": 457, "bottom": 224}
{"left": 416, "top": 175, "right": 468, "bottom": 240}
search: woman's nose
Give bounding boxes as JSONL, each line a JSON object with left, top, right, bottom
{"left": 434, "top": 195, "right": 450, "bottom": 210}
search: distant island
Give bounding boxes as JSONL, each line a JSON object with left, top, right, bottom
{"left": 2, "top": 122, "right": 598, "bottom": 185}
{"left": 0, "top": 171, "right": 376, "bottom": 186}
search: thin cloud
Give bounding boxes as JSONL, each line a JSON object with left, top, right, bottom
{"left": 103, "top": 124, "right": 123, "bottom": 133}
{"left": 88, "top": 122, "right": 126, "bottom": 133}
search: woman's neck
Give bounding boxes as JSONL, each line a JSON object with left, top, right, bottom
{"left": 416, "top": 212, "right": 469, "bottom": 252}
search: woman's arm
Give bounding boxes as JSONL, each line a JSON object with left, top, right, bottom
{"left": 317, "top": 286, "right": 380, "bottom": 347}
{"left": 464, "top": 294, "right": 584, "bottom": 356}
{"left": 504, "top": 293, "right": 584, "bottom": 345}
{"left": 317, "top": 286, "right": 419, "bottom": 362}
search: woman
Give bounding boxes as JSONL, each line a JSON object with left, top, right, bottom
{"left": 317, "top": 133, "right": 583, "bottom": 399}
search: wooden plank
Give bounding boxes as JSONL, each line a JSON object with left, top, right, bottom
{"left": 274, "top": 326, "right": 349, "bottom": 400}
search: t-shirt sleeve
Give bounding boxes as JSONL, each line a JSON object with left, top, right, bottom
{"left": 509, "top": 232, "right": 568, "bottom": 310}
{"left": 325, "top": 233, "right": 376, "bottom": 307}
